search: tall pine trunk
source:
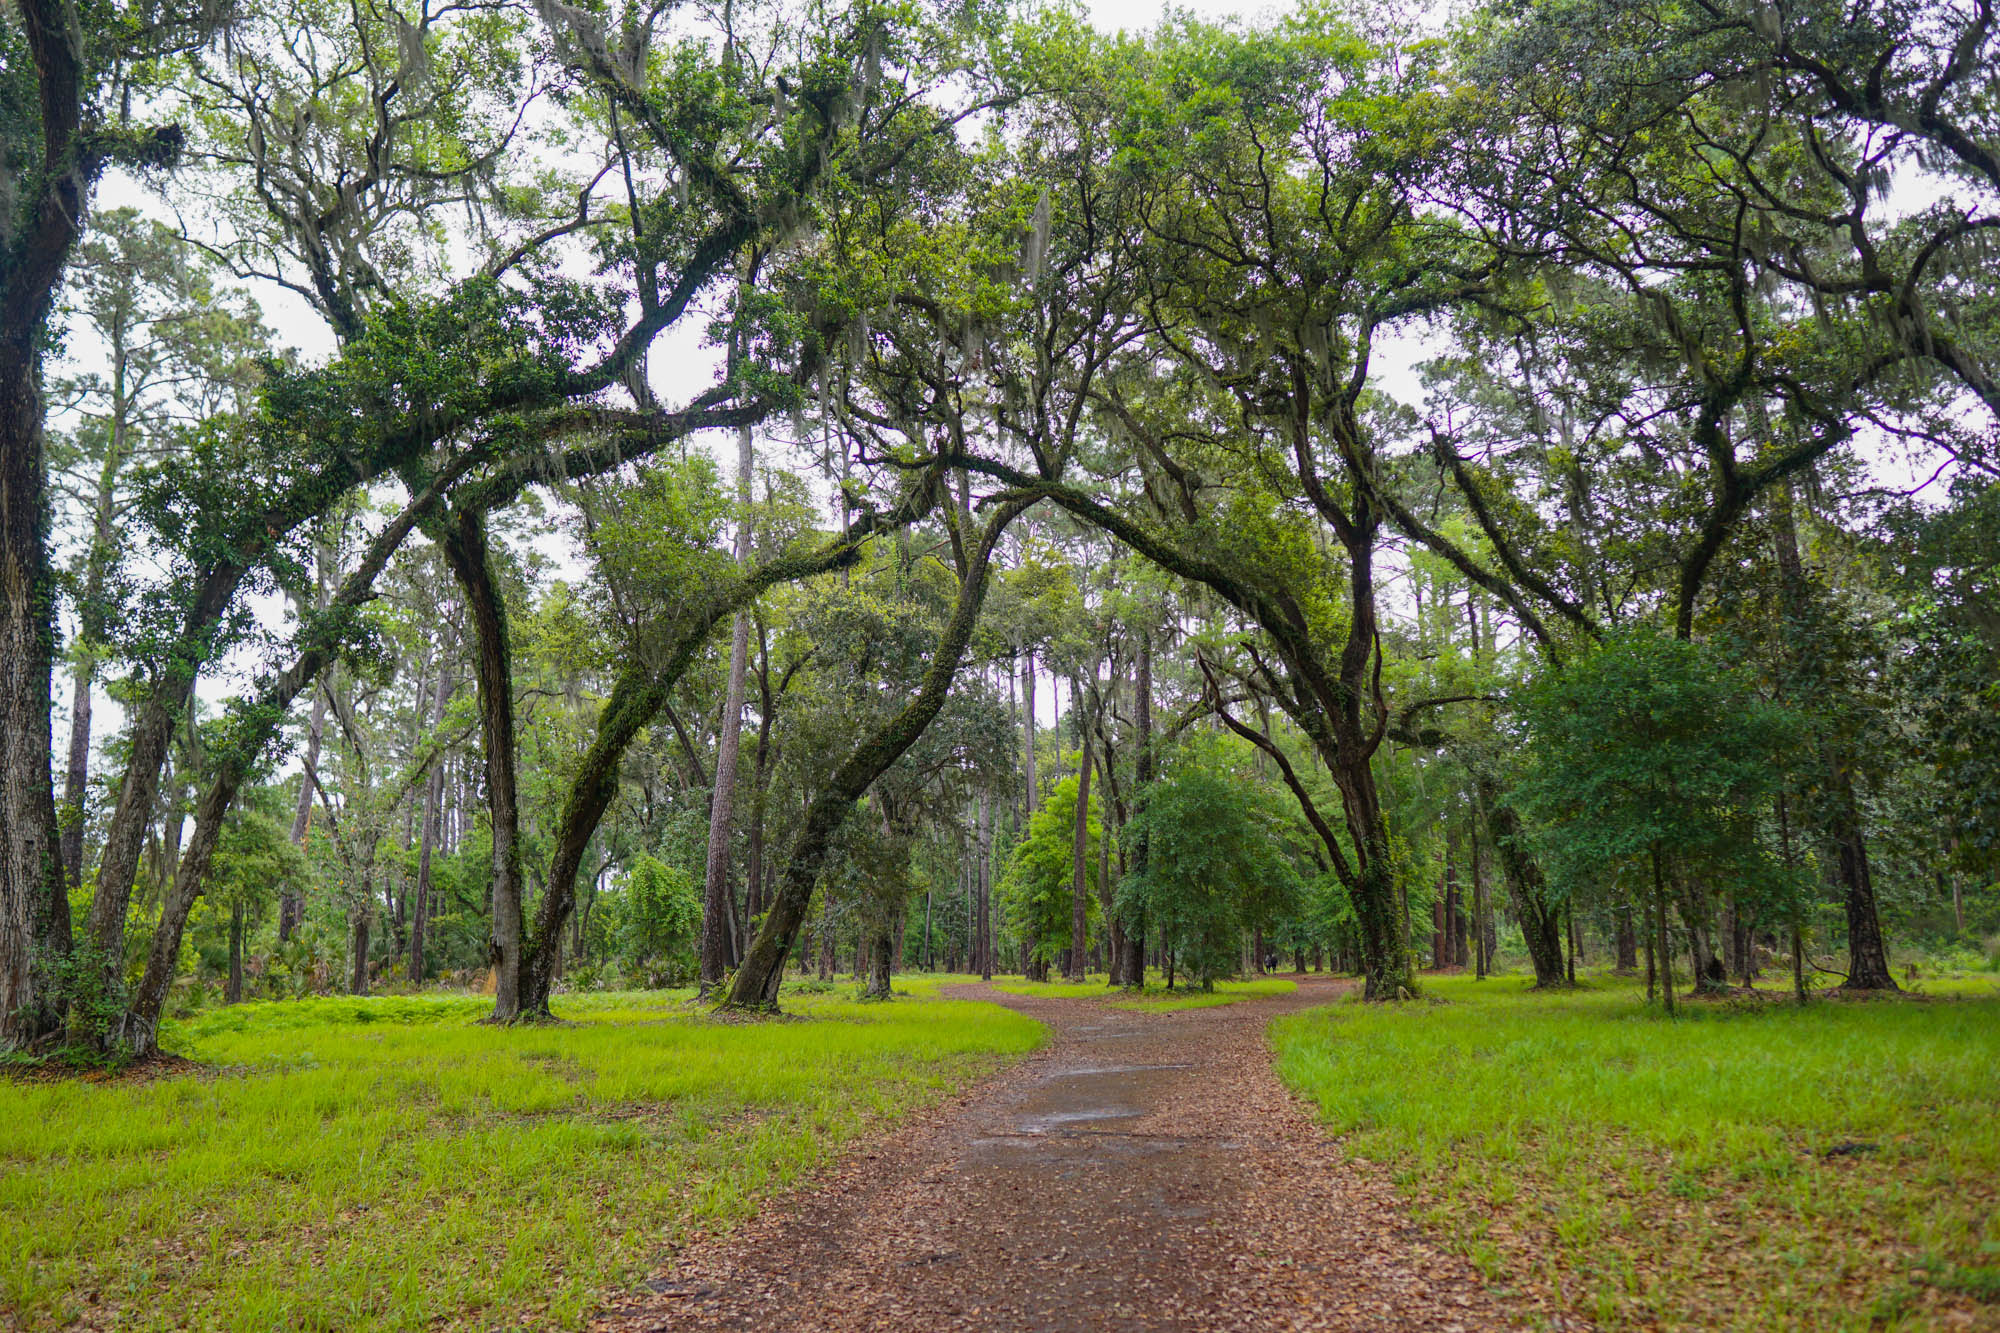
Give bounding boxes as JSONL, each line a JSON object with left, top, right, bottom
{"left": 1067, "top": 716, "right": 1092, "bottom": 982}
{"left": 700, "top": 421, "right": 756, "bottom": 996}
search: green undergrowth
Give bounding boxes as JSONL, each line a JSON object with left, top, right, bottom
{"left": 1271, "top": 972, "right": 2000, "bottom": 1331}
{"left": 0, "top": 985, "right": 1042, "bottom": 1331}
{"left": 993, "top": 972, "right": 1297, "bottom": 1008}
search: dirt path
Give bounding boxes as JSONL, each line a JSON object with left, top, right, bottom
{"left": 596, "top": 976, "right": 1516, "bottom": 1332}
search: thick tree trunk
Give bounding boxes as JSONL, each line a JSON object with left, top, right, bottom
{"left": 699, "top": 421, "right": 756, "bottom": 993}
{"left": 0, "top": 52, "right": 94, "bottom": 1045}
{"left": 514, "top": 511, "right": 916, "bottom": 1020}
{"left": 0, "top": 346, "right": 68, "bottom": 1037}
{"left": 439, "top": 510, "right": 528, "bottom": 1022}
{"left": 1683, "top": 904, "right": 1726, "bottom": 991}
{"left": 1094, "top": 743, "right": 1124, "bottom": 986}
{"left": 1480, "top": 783, "right": 1567, "bottom": 987}
{"left": 722, "top": 499, "right": 1026, "bottom": 1009}
{"left": 1067, "top": 717, "right": 1092, "bottom": 982}
{"left": 1615, "top": 905, "right": 1639, "bottom": 974}
{"left": 864, "top": 919, "right": 893, "bottom": 999}
{"left": 1827, "top": 765, "right": 1897, "bottom": 991}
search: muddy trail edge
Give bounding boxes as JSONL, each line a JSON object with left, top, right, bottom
{"left": 595, "top": 975, "right": 1519, "bottom": 1332}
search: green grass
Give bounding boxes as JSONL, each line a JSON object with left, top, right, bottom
{"left": 1271, "top": 971, "right": 2000, "bottom": 1331}
{"left": 992, "top": 973, "right": 1296, "bottom": 1009}
{"left": 0, "top": 985, "right": 1042, "bottom": 1331}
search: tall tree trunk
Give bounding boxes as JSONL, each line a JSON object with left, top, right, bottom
{"left": 1022, "top": 650, "right": 1038, "bottom": 818}
{"left": 1123, "top": 628, "right": 1154, "bottom": 987}
{"left": 864, "top": 917, "right": 893, "bottom": 999}
{"left": 60, "top": 662, "right": 92, "bottom": 893}
{"left": 1470, "top": 812, "right": 1491, "bottom": 980}
{"left": 86, "top": 564, "right": 248, "bottom": 1007}
{"left": 1653, "top": 845, "right": 1676, "bottom": 1015}
{"left": 699, "top": 607, "right": 751, "bottom": 997}
{"left": 700, "top": 420, "right": 757, "bottom": 995}
{"left": 226, "top": 903, "right": 244, "bottom": 1004}
{"left": 59, "top": 387, "right": 126, "bottom": 891}
{"left": 1067, "top": 715, "right": 1092, "bottom": 982}
{"left": 978, "top": 793, "right": 996, "bottom": 981}
{"left": 410, "top": 657, "right": 452, "bottom": 985}
{"left": 1479, "top": 779, "right": 1567, "bottom": 987}
{"left": 722, "top": 499, "right": 1027, "bottom": 1010}
{"left": 1771, "top": 481, "right": 1894, "bottom": 991}
{"left": 350, "top": 902, "right": 371, "bottom": 996}
{"left": 1094, "top": 740, "right": 1124, "bottom": 986}
{"left": 1615, "top": 905, "right": 1639, "bottom": 974}
{"left": 281, "top": 540, "right": 334, "bottom": 941}
{"left": 0, "top": 29, "right": 93, "bottom": 1046}
{"left": 439, "top": 510, "right": 527, "bottom": 1022}
{"left": 1827, "top": 769, "right": 1897, "bottom": 990}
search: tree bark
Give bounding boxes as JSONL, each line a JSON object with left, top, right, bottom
{"left": 1067, "top": 714, "right": 1093, "bottom": 982}
{"left": 438, "top": 509, "right": 528, "bottom": 1022}
{"left": 1827, "top": 765, "right": 1897, "bottom": 990}
{"left": 350, "top": 903, "right": 371, "bottom": 996}
{"left": 1653, "top": 845, "right": 1676, "bottom": 1015}
{"left": 1022, "top": 650, "right": 1038, "bottom": 817}
{"left": 699, "top": 417, "right": 757, "bottom": 996}
{"left": 977, "top": 793, "right": 996, "bottom": 981}
{"left": 1480, "top": 780, "right": 1567, "bottom": 987}
{"left": 410, "top": 655, "right": 452, "bottom": 985}
{"left": 227, "top": 903, "right": 244, "bottom": 1004}
{"left": 1125, "top": 628, "right": 1153, "bottom": 987}
{"left": 1615, "top": 904, "right": 1639, "bottom": 973}
{"left": 699, "top": 607, "right": 752, "bottom": 996}
{"left": 0, "top": 0, "right": 99, "bottom": 1046}
{"left": 1771, "top": 480, "right": 1895, "bottom": 992}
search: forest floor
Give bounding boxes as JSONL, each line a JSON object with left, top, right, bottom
{"left": 596, "top": 975, "right": 1522, "bottom": 1333}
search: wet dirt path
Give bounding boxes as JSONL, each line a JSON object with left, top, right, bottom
{"left": 596, "top": 976, "right": 1515, "bottom": 1332}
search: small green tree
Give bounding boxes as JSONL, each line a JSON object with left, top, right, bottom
{"left": 1118, "top": 749, "right": 1301, "bottom": 991}
{"left": 1512, "top": 627, "right": 1803, "bottom": 1009}
{"left": 202, "top": 807, "right": 305, "bottom": 1004}
{"left": 615, "top": 856, "right": 702, "bottom": 988}
{"left": 998, "top": 777, "right": 1101, "bottom": 975}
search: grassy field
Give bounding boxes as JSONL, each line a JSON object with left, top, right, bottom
{"left": 992, "top": 973, "right": 1297, "bottom": 1009}
{"left": 1272, "top": 971, "right": 2000, "bottom": 1331}
{"left": 0, "top": 985, "right": 1042, "bottom": 1331}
